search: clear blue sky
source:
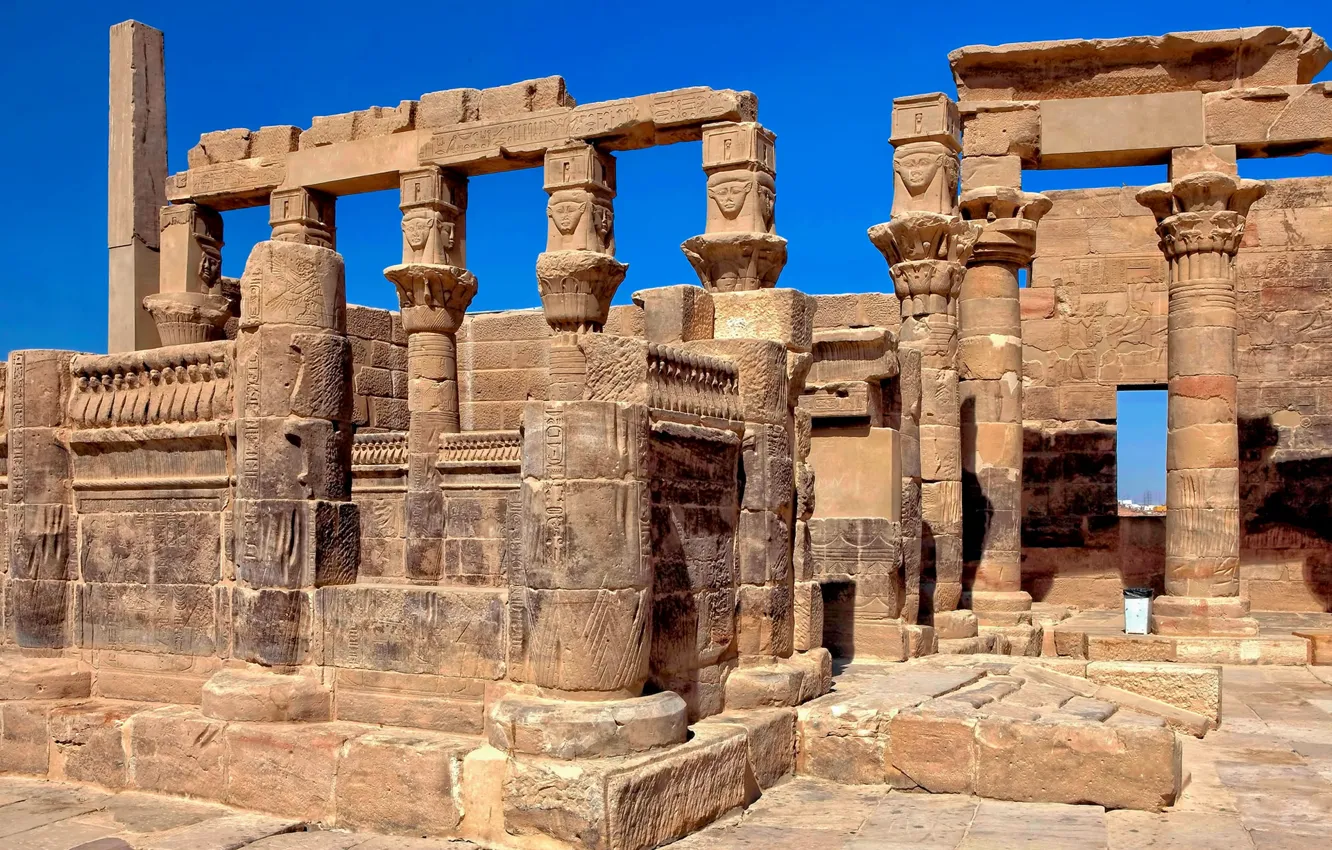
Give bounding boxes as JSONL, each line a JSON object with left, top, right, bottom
{"left": 1, "top": 1, "right": 1329, "bottom": 500}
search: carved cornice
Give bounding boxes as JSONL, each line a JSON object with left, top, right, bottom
{"left": 383, "top": 262, "right": 478, "bottom": 335}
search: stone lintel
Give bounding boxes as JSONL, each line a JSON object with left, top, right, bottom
{"left": 949, "top": 27, "right": 1331, "bottom": 101}
{"left": 1039, "top": 92, "right": 1206, "bottom": 169}
{"left": 166, "top": 87, "right": 756, "bottom": 208}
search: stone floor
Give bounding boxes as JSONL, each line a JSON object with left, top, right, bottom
{"left": 4, "top": 666, "right": 1331, "bottom": 849}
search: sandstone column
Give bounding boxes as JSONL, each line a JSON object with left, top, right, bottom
{"left": 536, "top": 142, "right": 627, "bottom": 399}
{"left": 143, "top": 204, "right": 232, "bottom": 346}
{"left": 957, "top": 186, "right": 1050, "bottom": 635}
{"left": 487, "top": 142, "right": 687, "bottom": 762}
{"left": 384, "top": 167, "right": 478, "bottom": 582}
{"left": 868, "top": 94, "right": 981, "bottom": 640}
{"left": 1136, "top": 168, "right": 1265, "bottom": 636}
{"left": 233, "top": 237, "right": 358, "bottom": 666}
{"left": 108, "top": 20, "right": 166, "bottom": 352}
{"left": 681, "top": 121, "right": 787, "bottom": 292}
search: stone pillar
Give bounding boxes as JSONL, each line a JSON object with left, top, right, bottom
{"left": 144, "top": 204, "right": 232, "bottom": 346}
{"left": 108, "top": 20, "right": 166, "bottom": 353}
{"left": 1136, "top": 168, "right": 1265, "bottom": 637}
{"left": 270, "top": 187, "right": 336, "bottom": 248}
{"left": 232, "top": 240, "right": 358, "bottom": 666}
{"left": 385, "top": 167, "right": 478, "bottom": 583}
{"left": 681, "top": 122, "right": 787, "bottom": 292}
{"left": 5, "top": 350, "right": 77, "bottom": 648}
{"left": 868, "top": 94, "right": 981, "bottom": 638}
{"left": 956, "top": 186, "right": 1050, "bottom": 628}
{"left": 535, "top": 142, "right": 628, "bottom": 400}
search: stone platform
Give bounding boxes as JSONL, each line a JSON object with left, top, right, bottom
{"left": 796, "top": 657, "right": 1215, "bottom": 811}
{"left": 1052, "top": 610, "right": 1332, "bottom": 666}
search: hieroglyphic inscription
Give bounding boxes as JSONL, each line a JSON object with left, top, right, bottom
{"left": 542, "top": 405, "right": 566, "bottom": 567}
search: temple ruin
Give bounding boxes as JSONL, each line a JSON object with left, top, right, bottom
{"left": 2, "top": 19, "right": 1331, "bottom": 849}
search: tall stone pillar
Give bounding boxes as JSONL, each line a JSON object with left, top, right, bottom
{"left": 5, "top": 350, "right": 77, "bottom": 648}
{"left": 957, "top": 186, "right": 1050, "bottom": 632}
{"left": 485, "top": 142, "right": 687, "bottom": 763}
{"left": 108, "top": 20, "right": 166, "bottom": 353}
{"left": 681, "top": 122, "right": 787, "bottom": 292}
{"left": 385, "top": 167, "right": 477, "bottom": 582}
{"left": 143, "top": 204, "right": 232, "bottom": 346}
{"left": 1136, "top": 169, "right": 1265, "bottom": 636}
{"left": 232, "top": 240, "right": 358, "bottom": 666}
{"left": 868, "top": 94, "right": 981, "bottom": 639}
{"left": 536, "top": 142, "right": 627, "bottom": 399}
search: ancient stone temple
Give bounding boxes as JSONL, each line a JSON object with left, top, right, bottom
{"left": 2, "top": 20, "right": 1331, "bottom": 849}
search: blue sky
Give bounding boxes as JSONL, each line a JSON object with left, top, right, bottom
{"left": 1, "top": 1, "right": 1329, "bottom": 499}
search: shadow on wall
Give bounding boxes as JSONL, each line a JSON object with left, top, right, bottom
{"left": 1241, "top": 415, "right": 1332, "bottom": 612}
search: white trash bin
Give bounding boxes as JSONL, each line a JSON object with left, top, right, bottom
{"left": 1123, "top": 587, "right": 1152, "bottom": 635}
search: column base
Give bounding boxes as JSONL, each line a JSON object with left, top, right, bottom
{"left": 724, "top": 649, "right": 832, "bottom": 710}
{"left": 933, "top": 609, "right": 979, "bottom": 639}
{"left": 487, "top": 691, "right": 687, "bottom": 760}
{"left": 1150, "top": 596, "right": 1260, "bottom": 637}
{"left": 968, "top": 590, "right": 1033, "bottom": 626}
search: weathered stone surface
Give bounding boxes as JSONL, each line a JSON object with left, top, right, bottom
{"left": 200, "top": 668, "right": 331, "bottom": 722}
{"left": 334, "top": 730, "right": 470, "bottom": 835}
{"left": 1085, "top": 661, "right": 1221, "bottom": 723}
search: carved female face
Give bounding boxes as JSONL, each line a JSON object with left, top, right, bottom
{"left": 709, "top": 179, "right": 752, "bottom": 218}
{"left": 896, "top": 151, "right": 943, "bottom": 196}
{"left": 198, "top": 248, "right": 222, "bottom": 288}
{"left": 550, "top": 200, "right": 586, "bottom": 235}
{"left": 403, "top": 215, "right": 434, "bottom": 251}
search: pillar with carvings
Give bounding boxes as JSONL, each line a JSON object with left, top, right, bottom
{"left": 868, "top": 93, "right": 981, "bottom": 641}
{"left": 957, "top": 186, "right": 1050, "bottom": 638}
{"left": 383, "top": 167, "right": 478, "bottom": 582}
{"left": 144, "top": 203, "right": 232, "bottom": 345}
{"left": 681, "top": 121, "right": 787, "bottom": 292}
{"left": 1136, "top": 170, "right": 1265, "bottom": 636}
{"left": 535, "top": 141, "right": 628, "bottom": 398}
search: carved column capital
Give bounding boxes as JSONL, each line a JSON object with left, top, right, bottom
{"left": 142, "top": 291, "right": 232, "bottom": 346}
{"left": 535, "top": 251, "right": 628, "bottom": 333}
{"left": 959, "top": 187, "right": 1052, "bottom": 267}
{"left": 383, "top": 263, "right": 478, "bottom": 335}
{"left": 868, "top": 213, "right": 981, "bottom": 318}
{"left": 1137, "top": 172, "right": 1266, "bottom": 288}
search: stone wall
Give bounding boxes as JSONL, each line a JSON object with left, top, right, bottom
{"left": 347, "top": 305, "right": 408, "bottom": 433}
{"left": 1021, "top": 175, "right": 1332, "bottom": 611}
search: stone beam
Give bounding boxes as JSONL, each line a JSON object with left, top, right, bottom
{"left": 949, "top": 27, "right": 1330, "bottom": 101}
{"left": 166, "top": 87, "right": 756, "bottom": 209}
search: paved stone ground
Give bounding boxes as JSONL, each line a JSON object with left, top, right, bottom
{"left": 4, "top": 666, "right": 1331, "bottom": 849}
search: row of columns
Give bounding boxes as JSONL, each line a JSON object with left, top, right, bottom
{"left": 871, "top": 92, "right": 1266, "bottom": 639}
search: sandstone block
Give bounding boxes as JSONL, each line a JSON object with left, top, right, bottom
{"left": 487, "top": 692, "right": 686, "bottom": 759}
{"left": 793, "top": 580, "right": 824, "bottom": 652}
{"left": 691, "top": 338, "right": 788, "bottom": 426}
{"left": 201, "top": 668, "right": 331, "bottom": 722}
{"left": 0, "top": 700, "right": 50, "bottom": 774}
{"left": 934, "top": 609, "right": 978, "bottom": 640}
{"left": 961, "top": 155, "right": 1023, "bottom": 191}
{"left": 127, "top": 705, "right": 227, "bottom": 798}
{"left": 701, "top": 707, "right": 795, "bottom": 791}
{"left": 1086, "top": 661, "right": 1221, "bottom": 723}
{"left": 712, "top": 288, "right": 816, "bottom": 353}
{"left": 634, "top": 285, "right": 714, "bottom": 343}
{"left": 1086, "top": 635, "right": 1177, "bottom": 662}
{"left": 223, "top": 721, "right": 357, "bottom": 820}
{"left": 49, "top": 700, "right": 144, "bottom": 788}
{"left": 889, "top": 707, "right": 978, "bottom": 794}
{"left": 961, "top": 102, "right": 1040, "bottom": 159}
{"left": 724, "top": 664, "right": 803, "bottom": 709}
{"left": 974, "top": 717, "right": 1181, "bottom": 811}
{"left": 0, "top": 657, "right": 90, "bottom": 700}
{"left": 335, "top": 730, "right": 471, "bottom": 835}
{"left": 502, "top": 724, "right": 748, "bottom": 849}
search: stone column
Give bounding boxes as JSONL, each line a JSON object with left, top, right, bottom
{"left": 143, "top": 204, "right": 232, "bottom": 346}
{"left": 108, "top": 20, "right": 166, "bottom": 353}
{"left": 535, "top": 142, "right": 628, "bottom": 400}
{"left": 486, "top": 143, "right": 687, "bottom": 761}
{"left": 681, "top": 122, "right": 787, "bottom": 293}
{"left": 384, "top": 167, "right": 477, "bottom": 582}
{"left": 868, "top": 94, "right": 981, "bottom": 639}
{"left": 956, "top": 187, "right": 1050, "bottom": 632}
{"left": 5, "top": 350, "right": 77, "bottom": 648}
{"left": 232, "top": 239, "right": 358, "bottom": 666}
{"left": 1136, "top": 169, "right": 1265, "bottom": 636}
